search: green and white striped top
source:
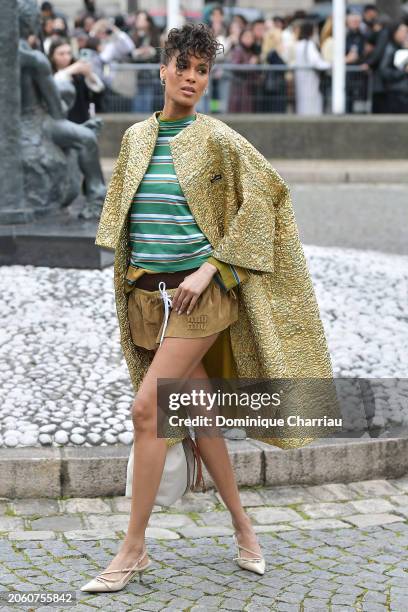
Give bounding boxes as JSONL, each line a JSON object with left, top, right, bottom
{"left": 125, "top": 112, "right": 249, "bottom": 293}
{"left": 127, "top": 113, "right": 214, "bottom": 271}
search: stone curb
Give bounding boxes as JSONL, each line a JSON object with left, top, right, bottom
{"left": 1, "top": 437, "right": 408, "bottom": 499}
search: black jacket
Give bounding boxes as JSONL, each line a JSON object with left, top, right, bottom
{"left": 379, "top": 41, "right": 408, "bottom": 95}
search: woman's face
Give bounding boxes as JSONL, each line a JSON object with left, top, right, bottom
{"left": 53, "top": 17, "right": 66, "bottom": 33}
{"left": 394, "top": 24, "right": 408, "bottom": 47}
{"left": 160, "top": 51, "right": 210, "bottom": 110}
{"left": 43, "top": 18, "right": 54, "bottom": 35}
{"left": 83, "top": 16, "right": 96, "bottom": 33}
{"left": 135, "top": 12, "right": 149, "bottom": 30}
{"left": 53, "top": 44, "right": 72, "bottom": 70}
{"left": 241, "top": 30, "right": 254, "bottom": 49}
{"left": 229, "top": 21, "right": 242, "bottom": 38}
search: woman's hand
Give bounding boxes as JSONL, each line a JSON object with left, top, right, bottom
{"left": 171, "top": 262, "right": 217, "bottom": 315}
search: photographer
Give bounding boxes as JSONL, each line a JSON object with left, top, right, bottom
{"left": 48, "top": 37, "right": 105, "bottom": 123}
{"left": 90, "top": 18, "right": 135, "bottom": 64}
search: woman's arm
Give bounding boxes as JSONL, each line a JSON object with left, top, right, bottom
{"left": 209, "top": 130, "right": 291, "bottom": 274}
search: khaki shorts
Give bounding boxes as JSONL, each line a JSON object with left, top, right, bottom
{"left": 127, "top": 279, "right": 239, "bottom": 350}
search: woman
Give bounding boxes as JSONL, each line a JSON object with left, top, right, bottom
{"left": 293, "top": 20, "right": 330, "bottom": 115}
{"left": 228, "top": 27, "right": 261, "bottom": 113}
{"left": 81, "top": 22, "right": 336, "bottom": 593}
{"left": 379, "top": 21, "right": 408, "bottom": 113}
{"left": 129, "top": 10, "right": 162, "bottom": 113}
{"left": 262, "top": 26, "right": 289, "bottom": 113}
{"left": 48, "top": 37, "right": 105, "bottom": 123}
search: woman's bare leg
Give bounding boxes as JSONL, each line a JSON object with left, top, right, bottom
{"left": 100, "top": 333, "right": 221, "bottom": 575}
{"left": 185, "top": 360, "right": 262, "bottom": 560}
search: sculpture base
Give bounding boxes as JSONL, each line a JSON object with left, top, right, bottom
{"left": 0, "top": 205, "right": 113, "bottom": 269}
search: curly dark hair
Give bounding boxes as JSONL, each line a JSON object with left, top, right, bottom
{"left": 161, "top": 22, "right": 224, "bottom": 71}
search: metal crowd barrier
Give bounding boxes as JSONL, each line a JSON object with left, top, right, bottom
{"left": 100, "top": 62, "right": 373, "bottom": 115}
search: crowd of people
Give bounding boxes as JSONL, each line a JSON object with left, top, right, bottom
{"left": 31, "top": 1, "right": 408, "bottom": 120}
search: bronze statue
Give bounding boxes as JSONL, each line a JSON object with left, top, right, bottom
{"left": 18, "top": 0, "right": 106, "bottom": 219}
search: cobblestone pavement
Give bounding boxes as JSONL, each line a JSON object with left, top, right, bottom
{"left": 1, "top": 477, "right": 408, "bottom": 611}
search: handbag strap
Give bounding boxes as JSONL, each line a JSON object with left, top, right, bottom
{"left": 186, "top": 436, "right": 206, "bottom": 492}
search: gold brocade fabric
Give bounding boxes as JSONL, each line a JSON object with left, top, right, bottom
{"left": 95, "top": 111, "right": 340, "bottom": 450}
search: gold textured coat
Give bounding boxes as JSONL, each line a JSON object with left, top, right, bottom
{"left": 95, "top": 111, "right": 336, "bottom": 450}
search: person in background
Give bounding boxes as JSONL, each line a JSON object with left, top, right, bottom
{"left": 90, "top": 18, "right": 135, "bottom": 64}
{"left": 272, "top": 16, "right": 285, "bottom": 31}
{"left": 209, "top": 5, "right": 227, "bottom": 38}
{"left": 41, "top": 16, "right": 56, "bottom": 55}
{"left": 345, "top": 10, "right": 367, "bottom": 112}
{"left": 225, "top": 14, "right": 247, "bottom": 57}
{"left": 41, "top": 12, "right": 69, "bottom": 55}
{"left": 40, "top": 1, "right": 66, "bottom": 21}
{"left": 228, "top": 26, "right": 260, "bottom": 113}
{"left": 129, "top": 10, "right": 162, "bottom": 113}
{"left": 52, "top": 16, "right": 69, "bottom": 38}
{"left": 280, "top": 15, "right": 301, "bottom": 65}
{"left": 379, "top": 21, "right": 408, "bottom": 113}
{"left": 208, "top": 6, "right": 230, "bottom": 113}
{"left": 49, "top": 37, "right": 105, "bottom": 124}
{"left": 261, "top": 24, "right": 288, "bottom": 112}
{"left": 320, "top": 16, "right": 333, "bottom": 63}
{"left": 252, "top": 18, "right": 266, "bottom": 57}
{"left": 231, "top": 14, "right": 248, "bottom": 33}
{"left": 363, "top": 15, "right": 392, "bottom": 113}
{"left": 293, "top": 20, "right": 330, "bottom": 115}
{"left": 361, "top": 3, "right": 380, "bottom": 35}
{"left": 252, "top": 18, "right": 267, "bottom": 111}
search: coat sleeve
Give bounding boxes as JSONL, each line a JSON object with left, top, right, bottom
{"left": 205, "top": 255, "right": 250, "bottom": 291}
{"left": 210, "top": 130, "right": 292, "bottom": 274}
{"left": 95, "top": 127, "right": 131, "bottom": 250}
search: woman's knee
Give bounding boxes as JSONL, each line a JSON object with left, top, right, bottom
{"left": 131, "top": 394, "right": 156, "bottom": 434}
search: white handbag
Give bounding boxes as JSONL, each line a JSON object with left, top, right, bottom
{"left": 125, "top": 435, "right": 205, "bottom": 507}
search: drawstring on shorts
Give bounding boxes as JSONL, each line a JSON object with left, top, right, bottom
{"left": 158, "top": 281, "right": 173, "bottom": 346}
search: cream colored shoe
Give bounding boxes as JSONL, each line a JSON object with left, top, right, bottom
{"left": 232, "top": 532, "right": 265, "bottom": 575}
{"left": 80, "top": 547, "right": 152, "bottom": 593}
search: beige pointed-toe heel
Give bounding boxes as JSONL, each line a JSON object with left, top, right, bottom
{"left": 232, "top": 532, "right": 265, "bottom": 575}
{"left": 80, "top": 547, "right": 152, "bottom": 593}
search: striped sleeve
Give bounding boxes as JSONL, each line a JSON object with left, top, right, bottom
{"left": 206, "top": 256, "right": 250, "bottom": 291}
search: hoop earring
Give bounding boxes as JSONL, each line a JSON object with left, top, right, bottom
{"left": 161, "top": 79, "right": 166, "bottom": 87}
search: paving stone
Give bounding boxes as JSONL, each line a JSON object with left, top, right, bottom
{"left": 0, "top": 517, "right": 25, "bottom": 530}
{"left": 342, "top": 513, "right": 406, "bottom": 528}
{"left": 349, "top": 498, "right": 396, "bottom": 513}
{"left": 348, "top": 479, "right": 401, "bottom": 497}
{"left": 247, "top": 507, "right": 303, "bottom": 524}
{"left": 148, "top": 513, "right": 196, "bottom": 528}
{"left": 147, "top": 527, "right": 181, "bottom": 540}
{"left": 11, "top": 499, "right": 61, "bottom": 516}
{"left": 176, "top": 526, "right": 234, "bottom": 538}
{"left": 85, "top": 514, "right": 129, "bottom": 531}
{"left": 259, "top": 485, "right": 315, "bottom": 505}
{"left": 298, "top": 501, "right": 356, "bottom": 518}
{"left": 7, "top": 531, "right": 56, "bottom": 540}
{"left": 61, "top": 498, "right": 111, "bottom": 514}
{"left": 29, "top": 516, "right": 84, "bottom": 531}
{"left": 108, "top": 497, "right": 131, "bottom": 513}
{"left": 63, "top": 529, "right": 118, "bottom": 540}
{"left": 305, "top": 483, "right": 361, "bottom": 502}
{"left": 253, "top": 524, "right": 294, "bottom": 533}
{"left": 389, "top": 476, "right": 408, "bottom": 493}
{"left": 290, "top": 518, "right": 351, "bottom": 530}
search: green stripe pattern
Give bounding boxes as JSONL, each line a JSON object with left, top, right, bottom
{"left": 127, "top": 113, "right": 214, "bottom": 272}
